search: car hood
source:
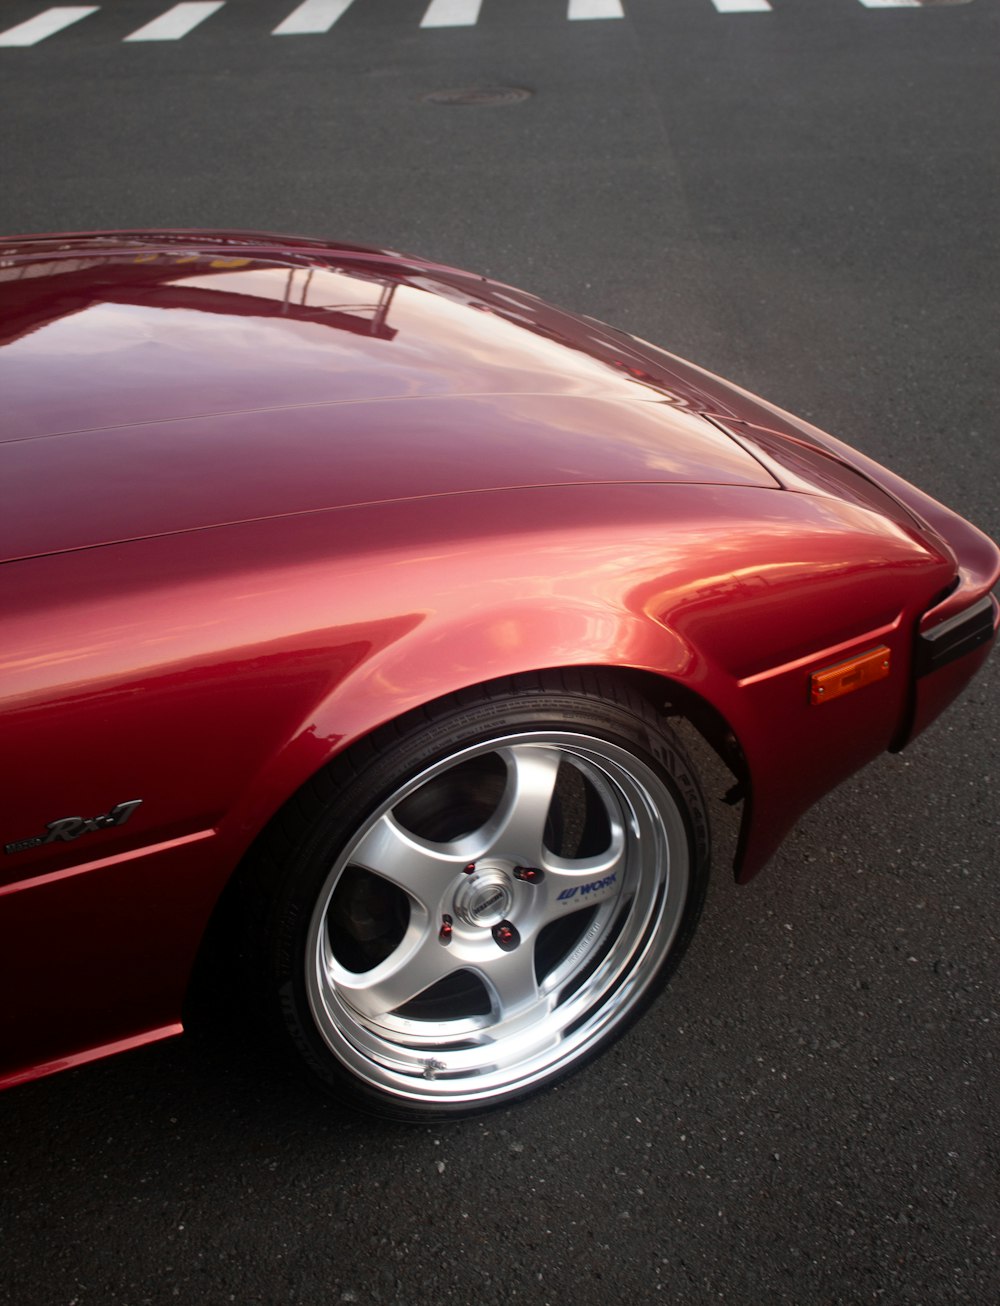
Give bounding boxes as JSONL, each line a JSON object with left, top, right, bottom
{"left": 0, "top": 231, "right": 777, "bottom": 564}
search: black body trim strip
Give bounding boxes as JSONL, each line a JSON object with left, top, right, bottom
{"left": 915, "top": 595, "right": 996, "bottom": 678}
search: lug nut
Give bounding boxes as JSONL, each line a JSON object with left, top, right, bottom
{"left": 439, "top": 914, "right": 453, "bottom": 944}
{"left": 513, "top": 866, "right": 543, "bottom": 884}
{"left": 492, "top": 920, "right": 520, "bottom": 951}
{"left": 463, "top": 862, "right": 476, "bottom": 875}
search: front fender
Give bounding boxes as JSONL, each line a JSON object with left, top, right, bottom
{"left": 219, "top": 481, "right": 952, "bottom": 883}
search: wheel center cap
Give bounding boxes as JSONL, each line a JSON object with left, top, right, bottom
{"left": 453, "top": 869, "right": 514, "bottom": 928}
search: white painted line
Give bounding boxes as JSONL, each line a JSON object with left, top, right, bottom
{"left": 124, "top": 1, "right": 224, "bottom": 41}
{"left": 857, "top": 0, "right": 920, "bottom": 7}
{"left": 711, "top": 0, "right": 772, "bottom": 11}
{"left": 273, "top": 0, "right": 355, "bottom": 36}
{"left": 568, "top": 0, "right": 625, "bottom": 18}
{"left": 0, "top": 6, "right": 97, "bottom": 46}
{"left": 420, "top": 0, "right": 482, "bottom": 28}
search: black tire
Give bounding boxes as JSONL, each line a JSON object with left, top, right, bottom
{"left": 252, "top": 672, "right": 709, "bottom": 1121}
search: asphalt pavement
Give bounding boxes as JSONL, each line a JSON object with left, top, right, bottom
{"left": 1, "top": 2, "right": 998, "bottom": 1302}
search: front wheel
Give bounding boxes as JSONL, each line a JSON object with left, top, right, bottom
{"left": 259, "top": 676, "right": 709, "bottom": 1120}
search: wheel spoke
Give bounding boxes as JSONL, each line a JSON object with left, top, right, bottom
{"left": 348, "top": 811, "right": 462, "bottom": 907}
{"left": 334, "top": 922, "right": 455, "bottom": 1020}
{"left": 540, "top": 826, "right": 629, "bottom": 923}
{"left": 479, "top": 943, "right": 543, "bottom": 1024}
{"left": 473, "top": 744, "right": 562, "bottom": 866}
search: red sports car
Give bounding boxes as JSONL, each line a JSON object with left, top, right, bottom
{"left": 1, "top": 230, "right": 996, "bottom": 1119}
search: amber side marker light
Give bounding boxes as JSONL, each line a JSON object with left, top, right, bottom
{"left": 810, "top": 645, "right": 891, "bottom": 705}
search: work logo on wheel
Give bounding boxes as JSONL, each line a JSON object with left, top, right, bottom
{"left": 556, "top": 873, "right": 618, "bottom": 903}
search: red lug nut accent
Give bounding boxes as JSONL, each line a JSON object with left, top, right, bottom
{"left": 464, "top": 862, "right": 476, "bottom": 875}
{"left": 513, "top": 866, "right": 543, "bottom": 884}
{"left": 492, "top": 920, "right": 520, "bottom": 951}
{"left": 439, "top": 914, "right": 453, "bottom": 944}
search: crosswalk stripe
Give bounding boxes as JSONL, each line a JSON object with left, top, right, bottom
{"left": 568, "top": 0, "right": 625, "bottom": 18}
{"left": 0, "top": 5, "right": 96, "bottom": 45}
{"left": 0, "top": 0, "right": 977, "bottom": 47}
{"left": 420, "top": 0, "right": 482, "bottom": 27}
{"left": 273, "top": 0, "right": 355, "bottom": 35}
{"left": 711, "top": 0, "right": 772, "bottom": 10}
{"left": 124, "top": 1, "right": 224, "bottom": 40}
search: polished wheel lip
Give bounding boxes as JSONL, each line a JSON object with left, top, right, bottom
{"left": 304, "top": 730, "right": 690, "bottom": 1108}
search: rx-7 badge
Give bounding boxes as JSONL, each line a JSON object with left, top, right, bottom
{"left": 4, "top": 800, "right": 143, "bottom": 855}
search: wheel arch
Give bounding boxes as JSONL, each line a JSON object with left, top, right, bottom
{"left": 216, "top": 663, "right": 749, "bottom": 915}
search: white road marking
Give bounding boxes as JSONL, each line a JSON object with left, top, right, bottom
{"left": 420, "top": 0, "right": 483, "bottom": 28}
{"left": 0, "top": 0, "right": 973, "bottom": 51}
{"left": 0, "top": 5, "right": 96, "bottom": 45}
{"left": 711, "top": 0, "right": 772, "bottom": 11}
{"left": 273, "top": 0, "right": 356, "bottom": 36}
{"left": 124, "top": 1, "right": 224, "bottom": 40}
{"left": 568, "top": 0, "right": 625, "bottom": 18}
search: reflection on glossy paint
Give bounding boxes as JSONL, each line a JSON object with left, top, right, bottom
{"left": 2, "top": 249, "right": 708, "bottom": 447}
{"left": 3, "top": 242, "right": 783, "bottom": 572}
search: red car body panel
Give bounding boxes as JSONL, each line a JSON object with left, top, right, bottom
{"left": 1, "top": 231, "right": 997, "bottom": 1089}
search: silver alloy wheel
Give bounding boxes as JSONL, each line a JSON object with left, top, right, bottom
{"left": 304, "top": 731, "right": 691, "bottom": 1109}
